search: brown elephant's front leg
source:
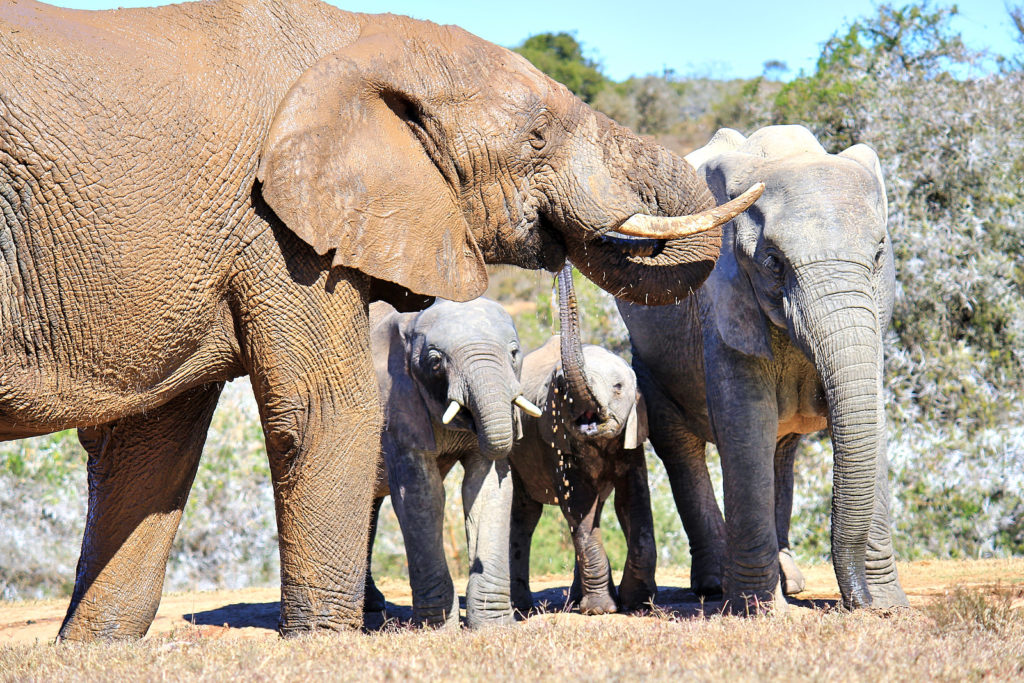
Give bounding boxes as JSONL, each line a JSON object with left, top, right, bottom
{"left": 59, "top": 383, "right": 223, "bottom": 641}
{"left": 614, "top": 447, "right": 658, "bottom": 611}
{"left": 237, "top": 260, "right": 380, "bottom": 635}
{"left": 561, "top": 475, "right": 617, "bottom": 615}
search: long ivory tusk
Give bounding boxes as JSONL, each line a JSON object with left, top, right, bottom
{"left": 442, "top": 401, "right": 461, "bottom": 425}
{"left": 514, "top": 395, "right": 543, "bottom": 418}
{"left": 615, "top": 182, "right": 765, "bottom": 240}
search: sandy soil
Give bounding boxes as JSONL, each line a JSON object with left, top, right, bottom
{"left": 1, "top": 558, "right": 1021, "bottom": 645}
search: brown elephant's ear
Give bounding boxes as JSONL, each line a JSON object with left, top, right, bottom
{"left": 258, "top": 30, "right": 488, "bottom": 302}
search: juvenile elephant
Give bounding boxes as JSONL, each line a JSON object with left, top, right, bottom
{"left": 363, "top": 298, "right": 541, "bottom": 628}
{"left": 617, "top": 126, "right": 908, "bottom": 612}
{"left": 510, "top": 266, "right": 656, "bottom": 615}
{"left": 0, "top": 0, "right": 760, "bottom": 639}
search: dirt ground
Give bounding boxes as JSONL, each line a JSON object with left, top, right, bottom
{"left": 1, "top": 557, "right": 1021, "bottom": 645}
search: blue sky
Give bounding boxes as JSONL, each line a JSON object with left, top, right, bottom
{"left": 51, "top": 0, "right": 1022, "bottom": 80}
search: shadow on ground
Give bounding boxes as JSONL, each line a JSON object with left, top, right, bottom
{"left": 183, "top": 585, "right": 840, "bottom": 633}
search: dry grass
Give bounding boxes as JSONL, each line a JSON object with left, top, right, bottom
{"left": 1, "top": 560, "right": 1022, "bottom": 681}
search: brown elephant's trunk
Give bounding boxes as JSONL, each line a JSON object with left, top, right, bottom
{"left": 557, "top": 263, "right": 602, "bottom": 419}
{"left": 567, "top": 130, "right": 732, "bottom": 305}
{"left": 791, "top": 258, "right": 882, "bottom": 609}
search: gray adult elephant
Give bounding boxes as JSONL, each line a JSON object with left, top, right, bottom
{"left": 363, "top": 298, "right": 540, "bottom": 628}
{"left": 510, "top": 266, "right": 656, "bottom": 616}
{"left": 617, "top": 126, "right": 908, "bottom": 612}
{"left": 0, "top": 0, "right": 760, "bottom": 640}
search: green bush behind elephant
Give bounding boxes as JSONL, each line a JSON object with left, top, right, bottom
{"left": 0, "top": 0, "right": 757, "bottom": 640}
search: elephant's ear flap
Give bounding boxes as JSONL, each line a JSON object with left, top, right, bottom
{"left": 624, "top": 391, "right": 649, "bottom": 450}
{"left": 701, "top": 159, "right": 773, "bottom": 360}
{"left": 839, "top": 143, "right": 887, "bottom": 219}
{"left": 258, "top": 32, "right": 488, "bottom": 302}
{"left": 371, "top": 307, "right": 436, "bottom": 452}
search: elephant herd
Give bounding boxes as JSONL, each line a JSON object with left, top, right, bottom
{"left": 363, "top": 122, "right": 910, "bottom": 628}
{"left": 0, "top": 0, "right": 907, "bottom": 641}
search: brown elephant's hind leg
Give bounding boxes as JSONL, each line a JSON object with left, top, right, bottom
{"left": 58, "top": 382, "right": 223, "bottom": 642}
{"left": 774, "top": 434, "right": 806, "bottom": 596}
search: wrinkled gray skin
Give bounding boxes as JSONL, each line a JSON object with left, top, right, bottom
{"left": 618, "top": 126, "right": 909, "bottom": 612}
{"left": 364, "top": 299, "right": 523, "bottom": 628}
{"left": 510, "top": 268, "right": 655, "bottom": 615}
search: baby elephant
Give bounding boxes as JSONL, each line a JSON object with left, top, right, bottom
{"left": 509, "top": 266, "right": 656, "bottom": 615}
{"left": 364, "top": 298, "right": 542, "bottom": 629}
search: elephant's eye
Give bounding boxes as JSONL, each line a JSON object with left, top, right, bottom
{"left": 427, "top": 350, "right": 444, "bottom": 374}
{"left": 762, "top": 253, "right": 784, "bottom": 277}
{"left": 613, "top": 382, "right": 623, "bottom": 394}
{"left": 875, "top": 240, "right": 887, "bottom": 268}
{"left": 528, "top": 129, "right": 546, "bottom": 150}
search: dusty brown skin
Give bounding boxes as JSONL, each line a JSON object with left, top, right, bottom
{"left": 0, "top": 0, "right": 731, "bottom": 640}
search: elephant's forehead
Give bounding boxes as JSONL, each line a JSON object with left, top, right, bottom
{"left": 417, "top": 300, "right": 518, "bottom": 344}
{"left": 753, "top": 158, "right": 885, "bottom": 234}
{"left": 582, "top": 346, "right": 636, "bottom": 390}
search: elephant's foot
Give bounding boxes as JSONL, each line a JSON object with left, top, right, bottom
{"left": 279, "top": 587, "right": 363, "bottom": 637}
{"left": 511, "top": 586, "right": 535, "bottom": 619}
{"left": 618, "top": 572, "right": 657, "bottom": 612}
{"left": 779, "top": 548, "right": 806, "bottom": 596}
{"left": 466, "top": 608, "right": 515, "bottom": 629}
{"left": 579, "top": 591, "right": 619, "bottom": 615}
{"left": 412, "top": 588, "right": 460, "bottom": 629}
{"left": 59, "top": 597, "right": 156, "bottom": 642}
{"left": 364, "top": 578, "right": 387, "bottom": 613}
{"left": 868, "top": 580, "right": 910, "bottom": 610}
{"left": 722, "top": 577, "right": 787, "bottom": 616}
{"left": 689, "top": 552, "right": 724, "bottom": 598}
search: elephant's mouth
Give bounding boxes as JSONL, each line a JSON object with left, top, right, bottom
{"left": 593, "top": 231, "right": 666, "bottom": 258}
{"left": 573, "top": 411, "right": 620, "bottom": 440}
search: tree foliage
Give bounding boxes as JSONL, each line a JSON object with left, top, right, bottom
{"left": 513, "top": 32, "right": 608, "bottom": 103}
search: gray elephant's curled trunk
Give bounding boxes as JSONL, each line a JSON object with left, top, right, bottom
{"left": 567, "top": 131, "right": 723, "bottom": 306}
{"left": 558, "top": 263, "right": 602, "bottom": 418}
{"left": 791, "top": 260, "right": 882, "bottom": 609}
{"left": 457, "top": 355, "right": 517, "bottom": 461}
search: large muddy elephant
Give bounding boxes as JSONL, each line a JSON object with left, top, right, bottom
{"left": 510, "top": 266, "right": 656, "bottom": 616}
{"left": 0, "top": 0, "right": 759, "bottom": 640}
{"left": 363, "top": 298, "right": 539, "bottom": 629}
{"left": 617, "top": 126, "right": 908, "bottom": 612}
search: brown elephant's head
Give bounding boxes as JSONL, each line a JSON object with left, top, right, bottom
{"left": 258, "top": 20, "right": 762, "bottom": 305}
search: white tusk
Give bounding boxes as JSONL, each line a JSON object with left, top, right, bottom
{"left": 442, "top": 401, "right": 461, "bottom": 425}
{"left": 514, "top": 395, "right": 543, "bottom": 418}
{"left": 615, "top": 182, "right": 766, "bottom": 240}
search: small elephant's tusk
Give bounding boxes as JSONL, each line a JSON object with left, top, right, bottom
{"left": 514, "top": 395, "right": 543, "bottom": 418}
{"left": 615, "top": 182, "right": 766, "bottom": 240}
{"left": 442, "top": 400, "right": 461, "bottom": 425}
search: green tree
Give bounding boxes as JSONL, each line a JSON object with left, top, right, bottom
{"left": 513, "top": 32, "right": 608, "bottom": 103}
{"left": 773, "top": 3, "right": 969, "bottom": 149}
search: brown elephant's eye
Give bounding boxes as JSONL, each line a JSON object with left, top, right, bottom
{"left": 529, "top": 129, "right": 546, "bottom": 150}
